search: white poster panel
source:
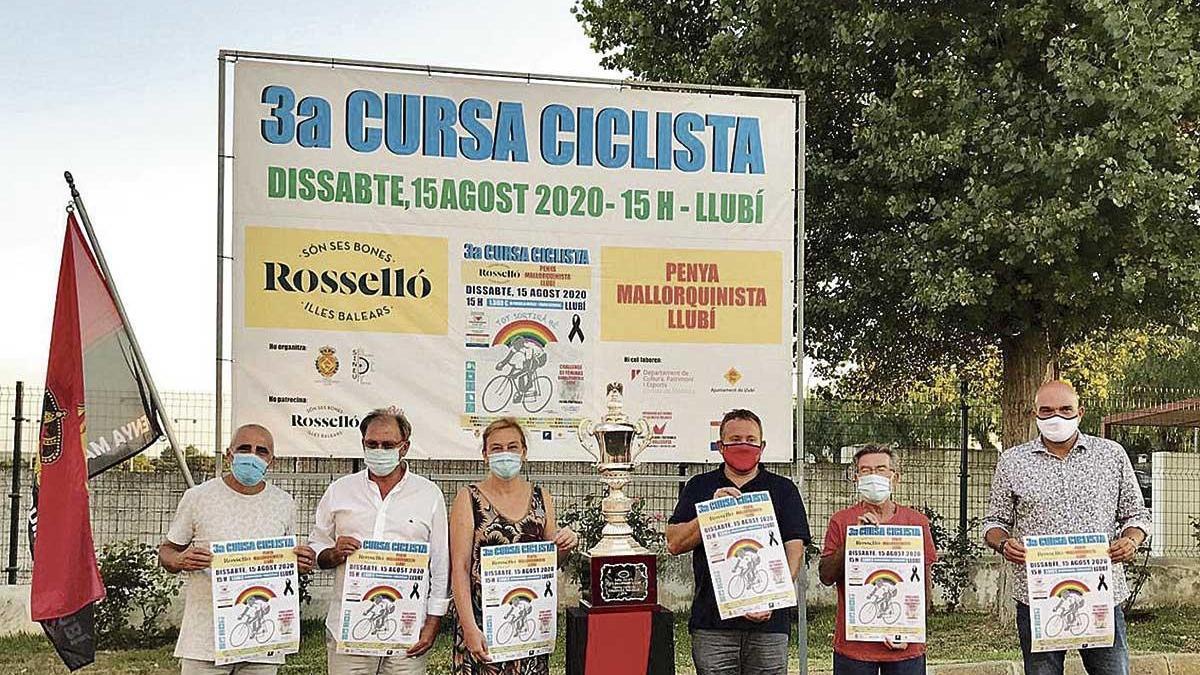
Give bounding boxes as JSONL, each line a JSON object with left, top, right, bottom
{"left": 843, "top": 525, "right": 927, "bottom": 644}
{"left": 337, "top": 540, "right": 430, "bottom": 655}
{"left": 696, "top": 491, "right": 796, "bottom": 619}
{"left": 229, "top": 58, "right": 798, "bottom": 460}
{"left": 480, "top": 542, "right": 558, "bottom": 663}
{"left": 210, "top": 536, "right": 301, "bottom": 665}
{"left": 1025, "top": 533, "right": 1115, "bottom": 652}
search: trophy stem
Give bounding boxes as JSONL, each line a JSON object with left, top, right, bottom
{"left": 590, "top": 471, "right": 651, "bottom": 557}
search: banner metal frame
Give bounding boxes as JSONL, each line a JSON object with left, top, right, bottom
{"left": 214, "top": 48, "right": 806, "bottom": 467}
{"left": 215, "top": 43, "right": 808, "bottom": 673}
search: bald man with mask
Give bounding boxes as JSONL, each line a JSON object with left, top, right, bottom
{"left": 982, "top": 381, "right": 1149, "bottom": 675}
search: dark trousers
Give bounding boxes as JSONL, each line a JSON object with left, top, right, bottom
{"left": 833, "top": 652, "right": 926, "bottom": 675}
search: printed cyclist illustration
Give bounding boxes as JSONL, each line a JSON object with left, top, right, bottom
{"left": 1046, "top": 589, "right": 1090, "bottom": 638}
{"left": 352, "top": 594, "right": 398, "bottom": 641}
{"left": 857, "top": 576, "right": 902, "bottom": 625}
{"left": 496, "top": 595, "right": 537, "bottom": 645}
{"left": 482, "top": 336, "right": 553, "bottom": 414}
{"left": 727, "top": 546, "right": 769, "bottom": 599}
{"left": 229, "top": 595, "right": 275, "bottom": 647}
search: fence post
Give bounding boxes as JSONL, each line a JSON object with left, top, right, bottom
{"left": 8, "top": 381, "right": 26, "bottom": 585}
{"left": 958, "top": 378, "right": 969, "bottom": 537}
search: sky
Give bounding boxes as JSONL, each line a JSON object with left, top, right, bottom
{"left": 0, "top": 0, "right": 616, "bottom": 392}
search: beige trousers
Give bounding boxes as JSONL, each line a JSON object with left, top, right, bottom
{"left": 325, "top": 630, "right": 430, "bottom": 675}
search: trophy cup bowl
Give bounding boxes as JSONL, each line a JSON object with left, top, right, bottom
{"left": 577, "top": 383, "right": 657, "bottom": 611}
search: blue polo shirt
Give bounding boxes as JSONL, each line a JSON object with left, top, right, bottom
{"left": 669, "top": 465, "right": 811, "bottom": 634}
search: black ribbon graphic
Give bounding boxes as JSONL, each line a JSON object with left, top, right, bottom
{"left": 568, "top": 314, "right": 585, "bottom": 342}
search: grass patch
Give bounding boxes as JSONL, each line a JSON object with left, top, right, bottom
{"left": 2, "top": 607, "right": 1198, "bottom": 673}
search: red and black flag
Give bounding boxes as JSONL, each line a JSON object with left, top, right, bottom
{"left": 31, "top": 213, "right": 163, "bottom": 669}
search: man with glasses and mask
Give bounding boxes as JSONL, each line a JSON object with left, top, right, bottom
{"left": 666, "top": 409, "right": 810, "bottom": 675}
{"left": 818, "top": 444, "right": 935, "bottom": 675}
{"left": 983, "top": 380, "right": 1149, "bottom": 675}
{"left": 310, "top": 407, "right": 450, "bottom": 675}
{"left": 160, "top": 424, "right": 317, "bottom": 675}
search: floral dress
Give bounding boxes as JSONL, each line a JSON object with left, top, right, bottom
{"left": 452, "top": 483, "right": 550, "bottom": 675}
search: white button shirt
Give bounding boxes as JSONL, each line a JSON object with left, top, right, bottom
{"left": 309, "top": 466, "right": 451, "bottom": 637}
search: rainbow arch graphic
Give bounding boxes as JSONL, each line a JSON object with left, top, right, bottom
{"left": 502, "top": 587, "right": 538, "bottom": 604}
{"left": 492, "top": 320, "right": 557, "bottom": 348}
{"left": 1050, "top": 580, "right": 1090, "bottom": 597}
{"left": 236, "top": 586, "right": 276, "bottom": 605}
{"left": 726, "top": 538, "right": 762, "bottom": 560}
{"left": 864, "top": 570, "right": 903, "bottom": 586}
{"left": 362, "top": 586, "right": 402, "bottom": 602}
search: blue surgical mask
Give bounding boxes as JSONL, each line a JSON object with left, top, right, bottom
{"left": 230, "top": 453, "right": 268, "bottom": 487}
{"left": 364, "top": 448, "right": 401, "bottom": 476}
{"left": 488, "top": 452, "right": 523, "bottom": 480}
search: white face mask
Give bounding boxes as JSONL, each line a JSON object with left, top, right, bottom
{"left": 1036, "top": 414, "right": 1080, "bottom": 443}
{"left": 857, "top": 474, "right": 892, "bottom": 504}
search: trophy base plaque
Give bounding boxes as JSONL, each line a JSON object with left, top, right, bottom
{"left": 579, "top": 551, "right": 658, "bottom": 613}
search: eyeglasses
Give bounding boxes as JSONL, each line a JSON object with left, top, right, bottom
{"left": 1035, "top": 406, "right": 1078, "bottom": 419}
{"left": 363, "top": 440, "right": 406, "bottom": 450}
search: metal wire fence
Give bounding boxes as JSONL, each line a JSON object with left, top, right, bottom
{"left": 2, "top": 382, "right": 1198, "bottom": 584}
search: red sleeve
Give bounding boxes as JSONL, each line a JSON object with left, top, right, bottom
{"left": 821, "top": 513, "right": 846, "bottom": 559}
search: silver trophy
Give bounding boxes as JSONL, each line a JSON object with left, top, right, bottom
{"left": 577, "top": 382, "right": 655, "bottom": 557}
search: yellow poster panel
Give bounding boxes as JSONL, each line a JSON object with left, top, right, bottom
{"left": 244, "top": 226, "right": 448, "bottom": 334}
{"left": 600, "top": 247, "right": 782, "bottom": 344}
{"left": 461, "top": 260, "right": 591, "bottom": 290}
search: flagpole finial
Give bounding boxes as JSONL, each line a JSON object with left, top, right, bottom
{"left": 63, "top": 171, "right": 79, "bottom": 198}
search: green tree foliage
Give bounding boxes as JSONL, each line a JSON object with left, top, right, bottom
{"left": 575, "top": 0, "right": 1200, "bottom": 447}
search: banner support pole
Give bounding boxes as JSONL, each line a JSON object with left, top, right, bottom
{"left": 215, "top": 54, "right": 228, "bottom": 475}
{"left": 63, "top": 172, "right": 195, "bottom": 488}
{"left": 794, "top": 93, "right": 808, "bottom": 675}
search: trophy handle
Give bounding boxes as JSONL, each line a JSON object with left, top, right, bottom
{"left": 630, "top": 417, "right": 653, "bottom": 462}
{"left": 576, "top": 418, "right": 600, "bottom": 464}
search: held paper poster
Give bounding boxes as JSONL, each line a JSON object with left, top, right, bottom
{"left": 481, "top": 541, "right": 558, "bottom": 663}
{"left": 696, "top": 491, "right": 796, "bottom": 620}
{"left": 1024, "top": 533, "right": 1115, "bottom": 652}
{"left": 211, "top": 536, "right": 301, "bottom": 665}
{"left": 337, "top": 539, "right": 430, "bottom": 655}
{"left": 844, "top": 525, "right": 927, "bottom": 644}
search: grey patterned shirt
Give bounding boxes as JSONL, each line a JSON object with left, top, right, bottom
{"left": 982, "top": 432, "right": 1151, "bottom": 604}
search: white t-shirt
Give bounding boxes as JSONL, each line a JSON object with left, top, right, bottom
{"left": 166, "top": 477, "right": 296, "bottom": 662}
{"left": 309, "top": 467, "right": 450, "bottom": 638}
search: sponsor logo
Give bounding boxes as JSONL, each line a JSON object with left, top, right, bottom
{"left": 724, "top": 367, "right": 742, "bottom": 386}
{"left": 315, "top": 346, "right": 339, "bottom": 380}
{"left": 290, "top": 405, "right": 360, "bottom": 439}
{"left": 476, "top": 264, "right": 521, "bottom": 283}
{"left": 630, "top": 369, "right": 641, "bottom": 381}
{"left": 351, "top": 348, "right": 372, "bottom": 384}
{"left": 268, "top": 343, "right": 307, "bottom": 352}
{"left": 643, "top": 410, "right": 677, "bottom": 450}
{"left": 243, "top": 226, "right": 448, "bottom": 334}
{"left": 39, "top": 389, "right": 67, "bottom": 466}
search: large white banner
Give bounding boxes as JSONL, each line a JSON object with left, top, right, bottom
{"left": 230, "top": 58, "right": 799, "bottom": 460}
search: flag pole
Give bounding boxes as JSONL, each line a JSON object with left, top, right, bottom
{"left": 63, "top": 171, "right": 196, "bottom": 488}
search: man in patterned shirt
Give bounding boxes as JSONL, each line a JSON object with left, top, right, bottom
{"left": 983, "top": 380, "right": 1150, "bottom": 675}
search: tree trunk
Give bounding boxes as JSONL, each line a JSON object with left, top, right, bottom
{"left": 993, "top": 329, "right": 1053, "bottom": 620}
